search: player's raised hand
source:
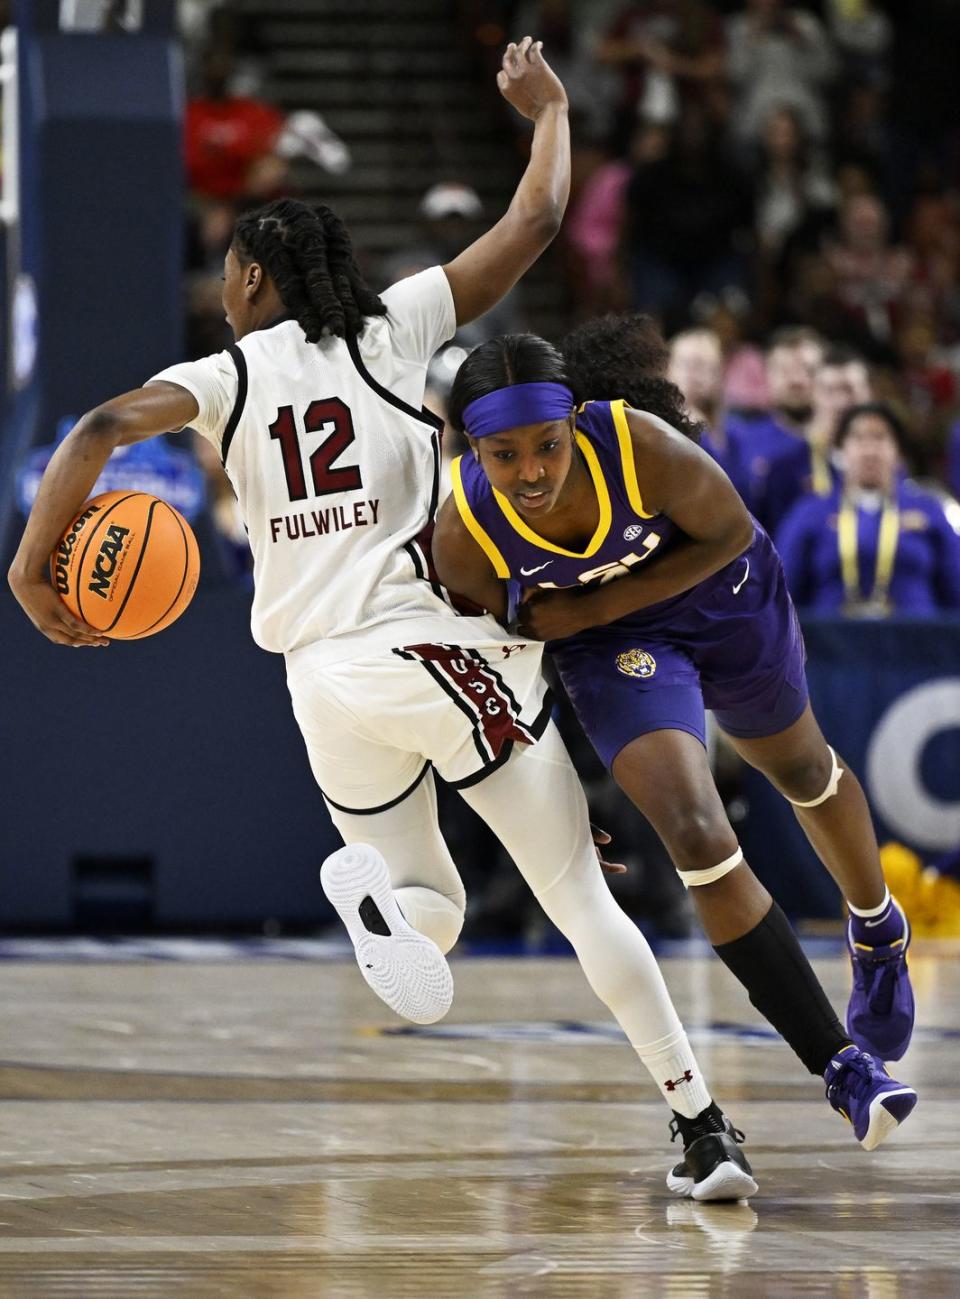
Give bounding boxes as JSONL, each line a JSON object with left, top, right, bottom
{"left": 7, "top": 569, "right": 109, "bottom": 647}
{"left": 497, "top": 36, "right": 568, "bottom": 121}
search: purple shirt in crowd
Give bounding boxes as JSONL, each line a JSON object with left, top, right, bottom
{"left": 722, "top": 410, "right": 804, "bottom": 530}
{"left": 775, "top": 480, "right": 960, "bottom": 615}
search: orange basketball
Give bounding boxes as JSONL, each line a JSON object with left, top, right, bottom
{"left": 51, "top": 490, "right": 200, "bottom": 639}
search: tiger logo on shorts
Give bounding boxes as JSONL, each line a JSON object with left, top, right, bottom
{"left": 615, "top": 648, "right": 656, "bottom": 679}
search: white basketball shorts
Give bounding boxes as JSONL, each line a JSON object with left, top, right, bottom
{"left": 286, "top": 639, "right": 552, "bottom": 813}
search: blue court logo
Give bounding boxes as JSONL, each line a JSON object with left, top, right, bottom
{"left": 616, "top": 648, "right": 656, "bottom": 678}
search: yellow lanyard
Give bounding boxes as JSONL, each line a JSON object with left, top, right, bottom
{"left": 838, "top": 493, "right": 899, "bottom": 608}
{"left": 810, "top": 444, "right": 832, "bottom": 496}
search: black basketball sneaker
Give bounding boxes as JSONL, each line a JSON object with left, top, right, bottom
{"left": 665, "top": 1103, "right": 758, "bottom": 1202}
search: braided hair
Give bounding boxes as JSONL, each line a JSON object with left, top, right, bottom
{"left": 232, "top": 198, "right": 387, "bottom": 343}
{"left": 560, "top": 314, "right": 703, "bottom": 443}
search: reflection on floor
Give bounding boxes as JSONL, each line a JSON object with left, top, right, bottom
{"left": 0, "top": 944, "right": 955, "bottom": 1298}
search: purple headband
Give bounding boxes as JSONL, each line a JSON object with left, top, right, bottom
{"left": 462, "top": 382, "right": 574, "bottom": 439}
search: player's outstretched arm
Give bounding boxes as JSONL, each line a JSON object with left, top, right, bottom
{"left": 442, "top": 36, "right": 569, "bottom": 326}
{"left": 432, "top": 494, "right": 509, "bottom": 623}
{"left": 7, "top": 383, "right": 199, "bottom": 646}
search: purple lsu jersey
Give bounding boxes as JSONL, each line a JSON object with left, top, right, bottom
{"left": 453, "top": 399, "right": 683, "bottom": 596}
{"left": 452, "top": 399, "right": 809, "bottom": 767}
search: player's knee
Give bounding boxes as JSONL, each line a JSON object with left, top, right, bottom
{"left": 660, "top": 807, "right": 735, "bottom": 874}
{"left": 773, "top": 746, "right": 836, "bottom": 805}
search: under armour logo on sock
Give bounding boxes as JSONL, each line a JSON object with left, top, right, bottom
{"left": 664, "top": 1070, "right": 694, "bottom": 1091}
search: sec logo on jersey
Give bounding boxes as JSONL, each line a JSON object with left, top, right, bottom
{"left": 615, "top": 648, "right": 656, "bottom": 678}
{"left": 623, "top": 523, "right": 645, "bottom": 541}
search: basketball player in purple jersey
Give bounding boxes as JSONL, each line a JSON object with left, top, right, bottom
{"left": 433, "top": 330, "right": 917, "bottom": 1153}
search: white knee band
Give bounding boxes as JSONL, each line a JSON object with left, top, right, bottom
{"left": 788, "top": 745, "right": 844, "bottom": 809}
{"left": 676, "top": 847, "right": 744, "bottom": 889}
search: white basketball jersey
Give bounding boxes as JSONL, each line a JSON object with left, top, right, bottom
{"left": 150, "top": 268, "right": 513, "bottom": 661}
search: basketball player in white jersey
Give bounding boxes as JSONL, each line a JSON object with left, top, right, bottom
{"left": 9, "top": 40, "right": 757, "bottom": 1200}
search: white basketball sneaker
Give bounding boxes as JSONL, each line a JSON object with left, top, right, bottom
{"left": 320, "top": 844, "right": 454, "bottom": 1025}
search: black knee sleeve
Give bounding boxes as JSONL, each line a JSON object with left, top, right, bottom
{"left": 714, "top": 901, "right": 849, "bottom": 1075}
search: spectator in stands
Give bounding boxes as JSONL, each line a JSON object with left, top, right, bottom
{"left": 763, "top": 345, "right": 871, "bottom": 533}
{"left": 724, "top": 325, "right": 822, "bottom": 527}
{"left": 834, "top": 79, "right": 892, "bottom": 195}
{"left": 777, "top": 403, "right": 960, "bottom": 616}
{"left": 622, "top": 101, "right": 753, "bottom": 329}
{"left": 564, "top": 142, "right": 632, "bottom": 315}
{"left": 894, "top": 313, "right": 957, "bottom": 475}
{"left": 751, "top": 104, "right": 835, "bottom": 324}
{"left": 596, "top": 0, "right": 726, "bottom": 135}
{"left": 667, "top": 327, "right": 749, "bottom": 495}
{"left": 753, "top": 106, "right": 835, "bottom": 259}
{"left": 726, "top": 0, "right": 835, "bottom": 146}
{"left": 565, "top": 121, "right": 665, "bottom": 316}
{"left": 822, "top": 192, "right": 913, "bottom": 352}
{"left": 905, "top": 191, "right": 960, "bottom": 346}
{"left": 515, "top": 0, "right": 618, "bottom": 140}
{"left": 186, "top": 46, "right": 289, "bottom": 203}
{"left": 668, "top": 326, "right": 723, "bottom": 428}
{"left": 380, "top": 182, "right": 520, "bottom": 350}
{"left": 824, "top": 0, "right": 891, "bottom": 86}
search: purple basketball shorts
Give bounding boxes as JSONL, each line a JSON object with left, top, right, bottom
{"left": 550, "top": 526, "right": 809, "bottom": 768}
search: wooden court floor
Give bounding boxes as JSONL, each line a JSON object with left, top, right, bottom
{"left": 0, "top": 943, "right": 956, "bottom": 1298}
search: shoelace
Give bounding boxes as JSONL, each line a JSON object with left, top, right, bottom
{"left": 827, "top": 1051, "right": 882, "bottom": 1103}
{"left": 669, "top": 1117, "right": 746, "bottom": 1147}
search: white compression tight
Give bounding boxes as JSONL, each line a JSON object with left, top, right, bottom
{"left": 327, "top": 722, "right": 711, "bottom": 1117}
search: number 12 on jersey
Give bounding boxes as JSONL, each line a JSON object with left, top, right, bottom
{"left": 269, "top": 398, "right": 363, "bottom": 501}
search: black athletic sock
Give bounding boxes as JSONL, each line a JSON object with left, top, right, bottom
{"left": 713, "top": 901, "right": 850, "bottom": 1075}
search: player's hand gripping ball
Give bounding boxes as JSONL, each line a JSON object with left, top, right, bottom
{"left": 51, "top": 491, "right": 200, "bottom": 639}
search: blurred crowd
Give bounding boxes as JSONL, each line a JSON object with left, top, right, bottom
{"left": 446, "top": 0, "right": 960, "bottom": 621}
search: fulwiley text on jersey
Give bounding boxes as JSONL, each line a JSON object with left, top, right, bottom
{"left": 269, "top": 499, "right": 381, "bottom": 544}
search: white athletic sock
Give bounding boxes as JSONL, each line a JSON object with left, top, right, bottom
{"left": 847, "top": 886, "right": 891, "bottom": 919}
{"left": 637, "top": 1027, "right": 713, "bottom": 1119}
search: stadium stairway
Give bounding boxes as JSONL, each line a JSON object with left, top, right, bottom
{"left": 233, "top": 0, "right": 566, "bottom": 334}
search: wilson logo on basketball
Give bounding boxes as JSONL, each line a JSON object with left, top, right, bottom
{"left": 52, "top": 489, "right": 199, "bottom": 640}
{"left": 52, "top": 504, "right": 101, "bottom": 594}
{"left": 87, "top": 525, "right": 131, "bottom": 600}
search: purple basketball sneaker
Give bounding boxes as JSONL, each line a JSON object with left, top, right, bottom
{"left": 824, "top": 1045, "right": 917, "bottom": 1150}
{"left": 846, "top": 915, "right": 915, "bottom": 1061}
